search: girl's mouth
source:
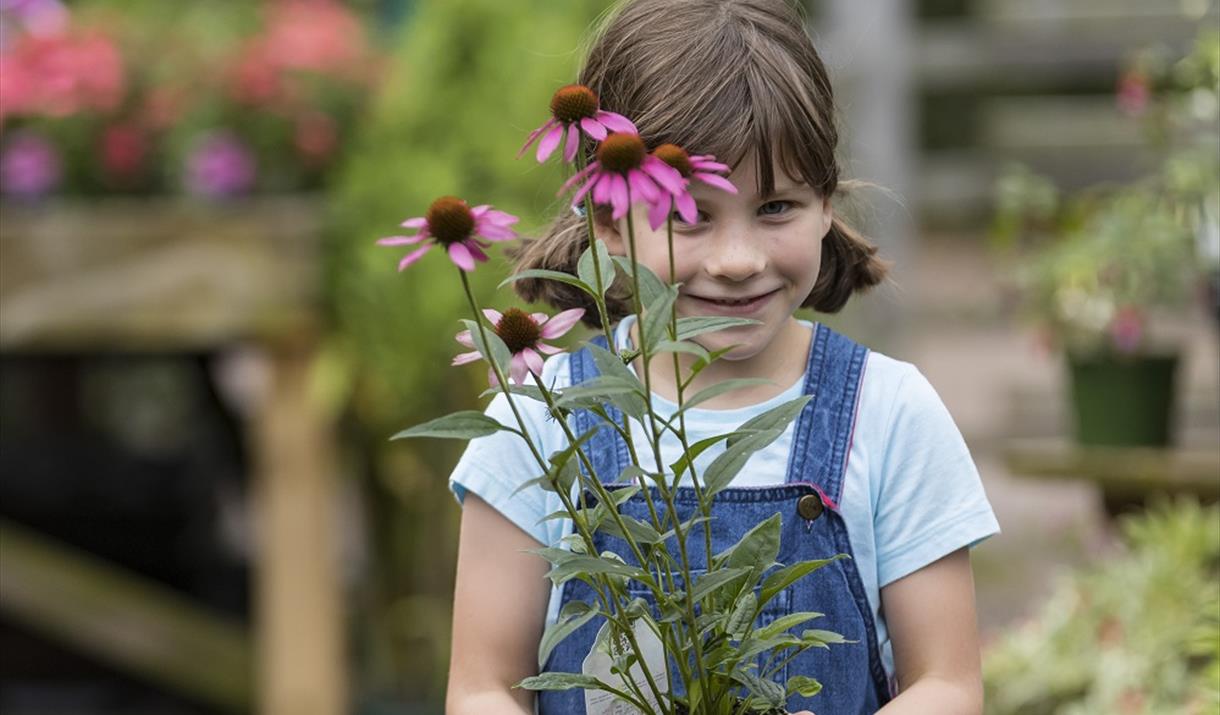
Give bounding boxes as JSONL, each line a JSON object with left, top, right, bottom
{"left": 687, "top": 289, "right": 779, "bottom": 315}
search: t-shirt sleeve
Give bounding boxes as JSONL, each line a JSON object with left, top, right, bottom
{"left": 448, "top": 353, "right": 577, "bottom": 548}
{"left": 873, "top": 364, "right": 1000, "bottom": 588}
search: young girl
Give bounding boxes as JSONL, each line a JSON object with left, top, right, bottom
{"left": 446, "top": 1, "right": 999, "bottom": 713}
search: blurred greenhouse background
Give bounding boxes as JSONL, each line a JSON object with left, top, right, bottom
{"left": 0, "top": 1, "right": 1217, "bottom": 714}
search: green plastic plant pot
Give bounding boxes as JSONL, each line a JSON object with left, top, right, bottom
{"left": 1067, "top": 352, "right": 1179, "bottom": 447}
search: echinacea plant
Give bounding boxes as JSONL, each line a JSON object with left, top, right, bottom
{"left": 384, "top": 85, "right": 845, "bottom": 715}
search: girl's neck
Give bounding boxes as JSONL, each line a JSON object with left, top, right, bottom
{"left": 626, "top": 317, "right": 813, "bottom": 410}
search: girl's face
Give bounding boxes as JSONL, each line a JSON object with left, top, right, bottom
{"left": 603, "top": 152, "right": 832, "bottom": 362}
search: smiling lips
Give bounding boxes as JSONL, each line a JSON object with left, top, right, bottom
{"left": 686, "top": 288, "right": 780, "bottom": 314}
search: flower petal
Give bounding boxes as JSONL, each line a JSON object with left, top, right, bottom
{"left": 563, "top": 124, "right": 581, "bottom": 162}
{"left": 487, "top": 367, "right": 499, "bottom": 387}
{"left": 397, "top": 245, "right": 431, "bottom": 271}
{"left": 559, "top": 161, "right": 600, "bottom": 196}
{"left": 694, "top": 172, "right": 738, "bottom": 194}
{"left": 539, "top": 308, "right": 585, "bottom": 338}
{"left": 580, "top": 117, "right": 607, "bottom": 141}
{"left": 642, "top": 156, "right": 685, "bottom": 195}
{"left": 531, "top": 312, "right": 549, "bottom": 324}
{"left": 571, "top": 176, "right": 598, "bottom": 207}
{"left": 691, "top": 157, "right": 730, "bottom": 173}
{"left": 647, "top": 197, "right": 671, "bottom": 231}
{"left": 482, "top": 308, "right": 503, "bottom": 324}
{"left": 522, "top": 348, "right": 544, "bottom": 377}
{"left": 536, "top": 123, "right": 565, "bottom": 163}
{"left": 628, "top": 169, "right": 660, "bottom": 203}
{"left": 470, "top": 205, "right": 490, "bottom": 218}
{"left": 455, "top": 329, "right": 475, "bottom": 347}
{"left": 675, "top": 190, "right": 698, "bottom": 224}
{"left": 400, "top": 217, "right": 428, "bottom": 229}
{"left": 536, "top": 342, "right": 563, "bottom": 355}
{"left": 509, "top": 353, "right": 529, "bottom": 385}
{"left": 596, "top": 111, "right": 637, "bottom": 134}
{"left": 377, "top": 234, "right": 426, "bottom": 246}
{"left": 466, "top": 242, "right": 489, "bottom": 263}
{"left": 448, "top": 242, "right": 477, "bottom": 271}
{"left": 476, "top": 217, "right": 517, "bottom": 241}
{"left": 609, "top": 173, "right": 630, "bottom": 220}
{"left": 451, "top": 351, "right": 482, "bottom": 366}
{"left": 518, "top": 119, "right": 556, "bottom": 157}
{"left": 593, "top": 172, "right": 615, "bottom": 205}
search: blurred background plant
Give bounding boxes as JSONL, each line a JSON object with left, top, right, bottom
{"left": 0, "top": 0, "right": 381, "bottom": 199}
{"left": 982, "top": 497, "right": 1220, "bottom": 715}
{"left": 992, "top": 29, "right": 1220, "bottom": 358}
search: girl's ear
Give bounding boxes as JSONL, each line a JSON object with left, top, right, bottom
{"left": 819, "top": 196, "right": 834, "bottom": 240}
{"left": 592, "top": 206, "right": 627, "bottom": 255}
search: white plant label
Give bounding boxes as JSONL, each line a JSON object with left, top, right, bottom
{"left": 582, "top": 619, "right": 669, "bottom": 715}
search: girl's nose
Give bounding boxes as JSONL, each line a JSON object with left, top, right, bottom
{"left": 705, "top": 231, "right": 766, "bottom": 281}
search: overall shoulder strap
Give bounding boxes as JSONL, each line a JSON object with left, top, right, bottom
{"left": 785, "top": 324, "right": 870, "bottom": 505}
{"left": 568, "top": 334, "right": 630, "bottom": 483}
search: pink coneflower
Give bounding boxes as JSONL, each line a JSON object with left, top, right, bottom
{"left": 453, "top": 307, "right": 585, "bottom": 385}
{"left": 1116, "top": 69, "right": 1150, "bottom": 117}
{"left": 1109, "top": 305, "right": 1144, "bottom": 353}
{"left": 184, "top": 130, "right": 256, "bottom": 198}
{"left": 520, "top": 84, "right": 637, "bottom": 164}
{"left": 560, "top": 132, "right": 684, "bottom": 221}
{"left": 646, "top": 143, "right": 737, "bottom": 230}
{"left": 378, "top": 196, "right": 518, "bottom": 272}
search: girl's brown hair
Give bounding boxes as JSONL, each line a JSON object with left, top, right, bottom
{"left": 510, "top": 0, "right": 889, "bottom": 327}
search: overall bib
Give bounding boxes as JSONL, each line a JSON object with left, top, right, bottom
{"left": 539, "top": 324, "right": 893, "bottom": 714}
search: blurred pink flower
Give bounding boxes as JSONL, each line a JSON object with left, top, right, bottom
{"left": 294, "top": 111, "right": 338, "bottom": 164}
{"left": 1117, "top": 70, "right": 1150, "bottom": 117}
{"left": 0, "top": 0, "right": 69, "bottom": 46}
{"left": 0, "top": 30, "right": 123, "bottom": 119}
{"left": 184, "top": 130, "right": 257, "bottom": 198}
{"left": 453, "top": 307, "right": 585, "bottom": 385}
{"left": 645, "top": 143, "right": 736, "bottom": 230}
{"left": 263, "top": 0, "right": 366, "bottom": 75}
{"left": 100, "top": 122, "right": 148, "bottom": 182}
{"left": 1109, "top": 306, "right": 1144, "bottom": 353}
{"left": 378, "top": 197, "right": 518, "bottom": 273}
{"left": 0, "top": 130, "right": 60, "bottom": 198}
{"left": 560, "top": 132, "right": 684, "bottom": 221}
{"left": 520, "top": 84, "right": 637, "bottom": 164}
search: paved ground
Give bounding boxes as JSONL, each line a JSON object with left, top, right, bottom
{"left": 880, "top": 235, "right": 1220, "bottom": 641}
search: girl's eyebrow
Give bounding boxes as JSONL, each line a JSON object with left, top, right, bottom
{"left": 693, "top": 183, "right": 810, "bottom": 202}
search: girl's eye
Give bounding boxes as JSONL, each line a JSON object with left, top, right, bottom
{"left": 759, "top": 200, "right": 793, "bottom": 216}
{"left": 672, "top": 210, "right": 709, "bottom": 226}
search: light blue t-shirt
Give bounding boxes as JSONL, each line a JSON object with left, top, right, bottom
{"left": 449, "top": 317, "right": 1000, "bottom": 679}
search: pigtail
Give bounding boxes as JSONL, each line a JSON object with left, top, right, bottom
{"left": 804, "top": 211, "right": 890, "bottom": 314}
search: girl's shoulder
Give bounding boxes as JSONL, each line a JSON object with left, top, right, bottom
{"left": 858, "top": 349, "right": 957, "bottom": 442}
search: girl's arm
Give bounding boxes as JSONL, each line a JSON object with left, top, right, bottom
{"left": 446, "top": 493, "right": 550, "bottom": 715}
{"left": 875, "top": 548, "right": 985, "bottom": 715}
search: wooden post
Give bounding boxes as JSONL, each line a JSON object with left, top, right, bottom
{"left": 250, "top": 338, "right": 347, "bottom": 715}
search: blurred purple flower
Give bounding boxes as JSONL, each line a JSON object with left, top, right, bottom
{"left": 0, "top": 130, "right": 60, "bottom": 199}
{"left": 184, "top": 131, "right": 256, "bottom": 198}
{"left": 0, "top": 0, "right": 68, "bottom": 48}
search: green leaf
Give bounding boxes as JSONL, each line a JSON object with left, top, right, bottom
{"left": 652, "top": 339, "right": 710, "bottom": 363}
{"left": 538, "top": 603, "right": 600, "bottom": 668}
{"left": 799, "top": 628, "right": 849, "bottom": 646}
{"left": 752, "top": 611, "right": 824, "bottom": 642}
{"left": 499, "top": 269, "right": 597, "bottom": 299}
{"left": 555, "top": 376, "right": 647, "bottom": 411}
{"left": 716, "top": 513, "right": 782, "bottom": 591}
{"left": 479, "top": 383, "right": 547, "bottom": 402}
{"left": 730, "top": 670, "right": 785, "bottom": 708}
{"left": 668, "top": 431, "right": 753, "bottom": 480}
{"left": 674, "top": 316, "right": 760, "bottom": 341}
{"left": 596, "top": 514, "right": 664, "bottom": 544}
{"left": 676, "top": 378, "right": 774, "bottom": 415}
{"left": 727, "top": 395, "right": 812, "bottom": 447}
{"left": 577, "top": 239, "right": 616, "bottom": 297}
{"left": 545, "top": 554, "right": 647, "bottom": 586}
{"left": 702, "top": 428, "right": 783, "bottom": 496}
{"left": 689, "top": 567, "right": 750, "bottom": 603}
{"left": 725, "top": 591, "right": 757, "bottom": 640}
{"left": 516, "top": 672, "right": 606, "bottom": 692}
{"left": 389, "top": 411, "right": 506, "bottom": 440}
{"left": 682, "top": 346, "right": 734, "bottom": 388}
{"left": 545, "top": 427, "right": 597, "bottom": 488}
{"left": 460, "top": 318, "right": 512, "bottom": 377}
{"left": 611, "top": 255, "right": 667, "bottom": 305}
{"left": 758, "top": 555, "right": 846, "bottom": 608}
{"left": 586, "top": 342, "right": 648, "bottom": 419}
{"left": 786, "top": 675, "right": 823, "bottom": 698}
{"left": 640, "top": 285, "right": 679, "bottom": 353}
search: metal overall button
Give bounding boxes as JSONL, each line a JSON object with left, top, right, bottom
{"left": 797, "top": 493, "right": 824, "bottom": 521}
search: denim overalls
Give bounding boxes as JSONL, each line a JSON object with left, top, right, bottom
{"left": 539, "top": 324, "right": 893, "bottom": 714}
